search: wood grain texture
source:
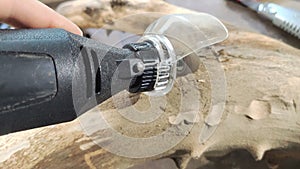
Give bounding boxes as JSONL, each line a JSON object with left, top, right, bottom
{"left": 1, "top": 0, "right": 300, "bottom": 169}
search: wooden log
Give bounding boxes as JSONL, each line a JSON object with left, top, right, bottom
{"left": 1, "top": 0, "right": 300, "bottom": 169}
{"left": 55, "top": 0, "right": 196, "bottom": 31}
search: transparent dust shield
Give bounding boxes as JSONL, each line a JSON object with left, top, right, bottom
{"left": 77, "top": 13, "right": 229, "bottom": 158}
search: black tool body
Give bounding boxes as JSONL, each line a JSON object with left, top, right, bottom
{"left": 0, "top": 28, "right": 155, "bottom": 135}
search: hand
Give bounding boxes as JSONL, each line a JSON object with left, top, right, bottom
{"left": 0, "top": 0, "right": 82, "bottom": 35}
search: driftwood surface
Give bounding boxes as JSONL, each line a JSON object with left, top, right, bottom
{"left": 1, "top": 0, "right": 300, "bottom": 169}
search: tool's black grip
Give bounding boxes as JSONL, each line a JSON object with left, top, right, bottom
{"left": 0, "top": 29, "right": 133, "bottom": 135}
{"left": 0, "top": 52, "right": 58, "bottom": 116}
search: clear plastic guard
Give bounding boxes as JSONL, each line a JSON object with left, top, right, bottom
{"left": 144, "top": 13, "right": 229, "bottom": 61}
{"left": 76, "top": 13, "right": 227, "bottom": 158}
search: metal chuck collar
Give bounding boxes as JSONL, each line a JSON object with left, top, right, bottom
{"left": 123, "top": 35, "right": 177, "bottom": 96}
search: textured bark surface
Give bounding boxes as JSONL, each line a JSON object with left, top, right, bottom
{"left": 1, "top": 0, "right": 300, "bottom": 169}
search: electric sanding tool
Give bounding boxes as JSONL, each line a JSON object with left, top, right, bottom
{"left": 0, "top": 13, "right": 228, "bottom": 135}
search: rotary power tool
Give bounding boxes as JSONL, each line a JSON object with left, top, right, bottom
{"left": 0, "top": 13, "right": 228, "bottom": 135}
